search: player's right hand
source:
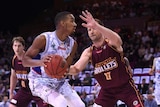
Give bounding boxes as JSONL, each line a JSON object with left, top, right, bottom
{"left": 41, "top": 55, "right": 52, "bottom": 67}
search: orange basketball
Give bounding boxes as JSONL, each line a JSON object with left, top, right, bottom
{"left": 44, "top": 54, "right": 68, "bottom": 79}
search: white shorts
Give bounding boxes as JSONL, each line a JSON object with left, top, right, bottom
{"left": 28, "top": 71, "right": 85, "bottom": 107}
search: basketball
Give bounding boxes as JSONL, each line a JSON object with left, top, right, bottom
{"left": 44, "top": 54, "right": 68, "bottom": 79}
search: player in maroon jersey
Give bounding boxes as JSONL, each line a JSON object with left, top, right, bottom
{"left": 69, "top": 10, "right": 144, "bottom": 107}
{"left": 10, "top": 36, "right": 50, "bottom": 107}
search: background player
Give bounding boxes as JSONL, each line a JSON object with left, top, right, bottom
{"left": 10, "top": 36, "right": 49, "bottom": 107}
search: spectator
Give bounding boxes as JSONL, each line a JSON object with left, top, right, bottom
{"left": 73, "top": 75, "right": 82, "bottom": 86}
{"left": 0, "top": 82, "right": 6, "bottom": 96}
{"left": 82, "top": 72, "right": 92, "bottom": 86}
{"left": 144, "top": 94, "right": 158, "bottom": 107}
{"left": 0, "top": 94, "right": 10, "bottom": 107}
{"left": 138, "top": 78, "right": 149, "bottom": 94}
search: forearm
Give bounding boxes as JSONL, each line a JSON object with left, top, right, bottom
{"left": 10, "top": 77, "right": 17, "bottom": 94}
{"left": 68, "top": 65, "right": 80, "bottom": 75}
{"left": 94, "top": 23, "right": 122, "bottom": 46}
{"left": 22, "top": 58, "right": 43, "bottom": 67}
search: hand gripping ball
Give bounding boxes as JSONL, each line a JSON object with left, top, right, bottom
{"left": 44, "top": 54, "right": 68, "bottom": 79}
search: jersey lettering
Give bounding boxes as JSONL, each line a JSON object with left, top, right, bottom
{"left": 16, "top": 74, "right": 28, "bottom": 80}
{"left": 104, "top": 72, "right": 112, "bottom": 80}
{"left": 94, "top": 57, "right": 118, "bottom": 75}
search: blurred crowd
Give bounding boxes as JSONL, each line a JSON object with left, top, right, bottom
{"left": 0, "top": 0, "right": 160, "bottom": 106}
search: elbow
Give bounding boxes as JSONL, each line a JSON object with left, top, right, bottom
{"left": 117, "top": 35, "right": 123, "bottom": 46}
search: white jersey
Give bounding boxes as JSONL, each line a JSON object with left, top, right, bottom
{"left": 28, "top": 31, "right": 85, "bottom": 107}
{"left": 30, "top": 31, "right": 75, "bottom": 77}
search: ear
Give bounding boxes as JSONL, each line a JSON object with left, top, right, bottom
{"left": 60, "top": 20, "right": 65, "bottom": 27}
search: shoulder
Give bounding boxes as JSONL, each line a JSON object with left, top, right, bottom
{"left": 83, "top": 47, "right": 92, "bottom": 56}
{"left": 36, "top": 31, "right": 55, "bottom": 41}
{"left": 29, "top": 34, "right": 47, "bottom": 52}
{"left": 12, "top": 55, "right": 17, "bottom": 61}
{"left": 40, "top": 31, "right": 53, "bottom": 36}
{"left": 84, "top": 47, "right": 91, "bottom": 52}
{"left": 32, "top": 35, "right": 46, "bottom": 46}
{"left": 11, "top": 55, "right": 17, "bottom": 67}
{"left": 68, "top": 36, "right": 76, "bottom": 43}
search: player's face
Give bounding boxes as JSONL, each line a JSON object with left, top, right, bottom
{"left": 64, "top": 14, "right": 77, "bottom": 35}
{"left": 12, "top": 41, "right": 24, "bottom": 55}
{"left": 87, "top": 28, "right": 102, "bottom": 42}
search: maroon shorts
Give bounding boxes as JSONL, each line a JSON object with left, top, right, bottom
{"left": 95, "top": 81, "right": 144, "bottom": 107}
{"left": 10, "top": 87, "right": 49, "bottom": 107}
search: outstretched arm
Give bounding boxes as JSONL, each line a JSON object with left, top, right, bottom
{"left": 69, "top": 47, "right": 91, "bottom": 75}
{"left": 80, "top": 10, "right": 123, "bottom": 52}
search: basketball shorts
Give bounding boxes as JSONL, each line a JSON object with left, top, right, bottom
{"left": 10, "top": 87, "right": 48, "bottom": 107}
{"left": 95, "top": 82, "right": 144, "bottom": 107}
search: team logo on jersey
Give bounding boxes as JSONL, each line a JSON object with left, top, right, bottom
{"left": 133, "top": 100, "right": 138, "bottom": 106}
{"left": 50, "top": 42, "right": 58, "bottom": 54}
{"left": 94, "top": 57, "right": 118, "bottom": 74}
{"left": 10, "top": 99, "right": 17, "bottom": 104}
{"left": 51, "top": 42, "right": 56, "bottom": 50}
{"left": 16, "top": 74, "right": 28, "bottom": 79}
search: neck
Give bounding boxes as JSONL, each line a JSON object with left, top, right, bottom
{"left": 92, "top": 37, "right": 105, "bottom": 48}
{"left": 16, "top": 51, "right": 25, "bottom": 60}
{"left": 56, "top": 30, "right": 67, "bottom": 41}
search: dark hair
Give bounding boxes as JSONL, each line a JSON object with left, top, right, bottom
{"left": 95, "top": 18, "right": 104, "bottom": 26}
{"left": 12, "top": 36, "right": 25, "bottom": 46}
{"left": 54, "top": 11, "right": 71, "bottom": 27}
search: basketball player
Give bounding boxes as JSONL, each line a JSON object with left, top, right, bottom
{"left": 149, "top": 57, "right": 160, "bottom": 106}
{"left": 10, "top": 36, "right": 49, "bottom": 107}
{"left": 22, "top": 11, "right": 85, "bottom": 107}
{"left": 69, "top": 10, "right": 144, "bottom": 107}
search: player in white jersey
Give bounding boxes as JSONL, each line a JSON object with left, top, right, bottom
{"left": 22, "top": 11, "right": 85, "bottom": 107}
{"left": 149, "top": 57, "right": 160, "bottom": 106}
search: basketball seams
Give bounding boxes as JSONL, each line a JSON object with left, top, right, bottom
{"left": 44, "top": 54, "right": 68, "bottom": 78}
{"left": 51, "top": 55, "right": 55, "bottom": 76}
{"left": 57, "top": 59, "right": 68, "bottom": 75}
{"left": 55, "top": 56, "right": 62, "bottom": 75}
{"left": 51, "top": 55, "right": 60, "bottom": 76}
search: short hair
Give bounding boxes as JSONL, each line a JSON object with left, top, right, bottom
{"left": 54, "top": 11, "right": 71, "bottom": 27}
{"left": 95, "top": 18, "right": 104, "bottom": 26}
{"left": 12, "top": 36, "right": 25, "bottom": 46}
